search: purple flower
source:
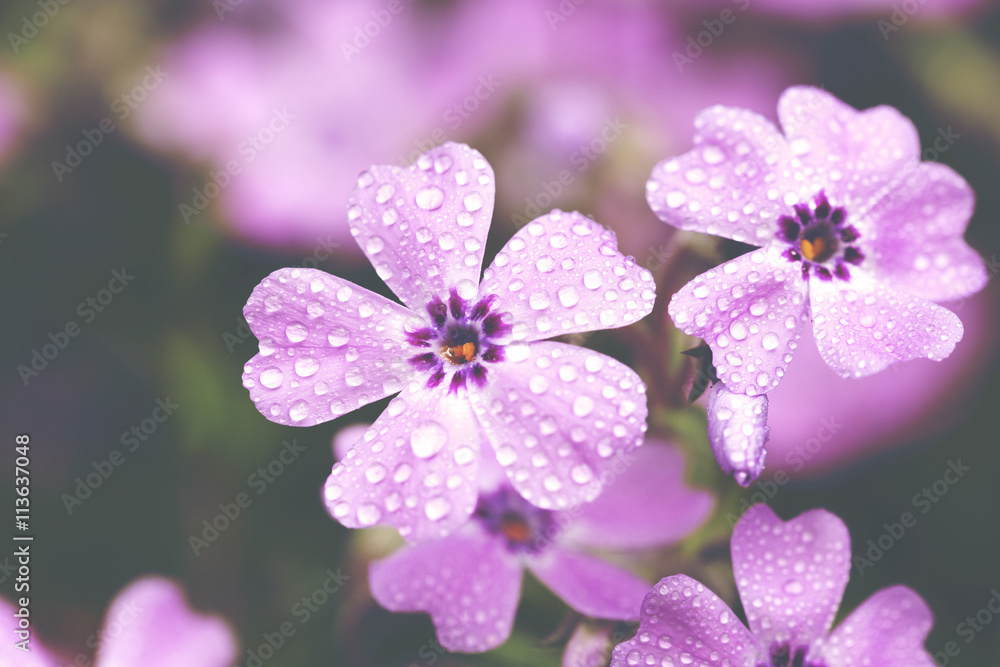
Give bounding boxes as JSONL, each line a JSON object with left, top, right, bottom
{"left": 241, "top": 142, "right": 656, "bottom": 541}
{"left": 370, "top": 442, "right": 713, "bottom": 653}
{"left": 612, "top": 504, "right": 936, "bottom": 667}
{"left": 650, "top": 86, "right": 987, "bottom": 397}
{"left": 1, "top": 577, "right": 237, "bottom": 667}
{"left": 706, "top": 382, "right": 769, "bottom": 486}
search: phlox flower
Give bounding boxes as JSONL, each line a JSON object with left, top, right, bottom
{"left": 649, "top": 85, "right": 987, "bottom": 398}
{"left": 612, "top": 504, "right": 937, "bottom": 667}
{"left": 241, "top": 142, "right": 656, "bottom": 542}
{"left": 0, "top": 577, "right": 236, "bottom": 667}
{"left": 370, "top": 442, "right": 713, "bottom": 652}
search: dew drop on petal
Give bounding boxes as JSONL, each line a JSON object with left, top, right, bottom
{"left": 294, "top": 357, "right": 320, "bottom": 377}
{"left": 260, "top": 367, "right": 283, "bottom": 389}
{"left": 410, "top": 421, "right": 448, "bottom": 459}
{"left": 286, "top": 322, "right": 308, "bottom": 343}
{"left": 415, "top": 185, "right": 445, "bottom": 210}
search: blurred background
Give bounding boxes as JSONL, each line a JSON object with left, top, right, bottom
{"left": 1, "top": 0, "right": 998, "bottom": 665}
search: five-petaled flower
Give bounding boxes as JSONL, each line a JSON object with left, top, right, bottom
{"left": 370, "top": 442, "right": 713, "bottom": 652}
{"left": 241, "top": 142, "right": 656, "bottom": 542}
{"left": 612, "top": 504, "right": 937, "bottom": 667}
{"left": 649, "top": 85, "right": 987, "bottom": 398}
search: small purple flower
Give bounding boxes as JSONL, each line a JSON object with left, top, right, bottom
{"left": 242, "top": 142, "right": 656, "bottom": 541}
{"left": 706, "top": 382, "right": 769, "bottom": 486}
{"left": 649, "top": 86, "right": 987, "bottom": 397}
{"left": 0, "top": 577, "right": 237, "bottom": 667}
{"left": 612, "top": 504, "right": 937, "bottom": 667}
{"left": 370, "top": 443, "right": 713, "bottom": 653}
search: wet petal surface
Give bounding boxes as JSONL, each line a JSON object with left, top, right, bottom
{"left": 324, "top": 381, "right": 480, "bottom": 542}
{"left": 668, "top": 246, "right": 809, "bottom": 396}
{"left": 809, "top": 270, "right": 964, "bottom": 378}
{"left": 479, "top": 210, "right": 655, "bottom": 342}
{"left": 706, "top": 382, "right": 769, "bottom": 486}
{"left": 473, "top": 341, "right": 647, "bottom": 511}
{"left": 610, "top": 574, "right": 760, "bottom": 667}
{"left": 348, "top": 141, "right": 495, "bottom": 311}
{"left": 369, "top": 528, "right": 522, "bottom": 653}
{"left": 732, "top": 505, "right": 850, "bottom": 649}
{"left": 242, "top": 268, "right": 418, "bottom": 426}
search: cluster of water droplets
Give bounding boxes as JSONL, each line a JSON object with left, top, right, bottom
{"left": 669, "top": 248, "right": 806, "bottom": 396}
{"left": 617, "top": 576, "right": 758, "bottom": 667}
{"left": 324, "top": 391, "right": 479, "bottom": 540}
{"left": 348, "top": 144, "right": 494, "bottom": 308}
{"left": 242, "top": 268, "right": 417, "bottom": 426}
{"left": 478, "top": 211, "right": 655, "bottom": 341}
{"left": 706, "top": 385, "right": 768, "bottom": 486}
{"left": 474, "top": 342, "right": 646, "bottom": 511}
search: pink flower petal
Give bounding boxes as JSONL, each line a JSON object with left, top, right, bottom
{"left": 562, "top": 441, "right": 714, "bottom": 550}
{"left": 347, "top": 141, "right": 496, "bottom": 311}
{"left": 479, "top": 210, "right": 656, "bottom": 342}
{"left": 610, "top": 575, "right": 761, "bottom": 667}
{"left": 369, "top": 528, "right": 522, "bottom": 653}
{"left": 706, "top": 383, "right": 769, "bottom": 486}
{"left": 324, "top": 382, "right": 480, "bottom": 542}
{"left": 0, "top": 597, "right": 58, "bottom": 667}
{"left": 242, "top": 268, "right": 418, "bottom": 426}
{"left": 528, "top": 548, "right": 649, "bottom": 621}
{"left": 732, "top": 505, "right": 851, "bottom": 649}
{"left": 95, "top": 577, "right": 237, "bottom": 667}
{"left": 667, "top": 247, "right": 809, "bottom": 396}
{"left": 474, "top": 341, "right": 647, "bottom": 510}
{"left": 866, "top": 161, "right": 987, "bottom": 302}
{"left": 809, "top": 270, "right": 964, "bottom": 378}
{"left": 647, "top": 105, "right": 798, "bottom": 246}
{"left": 562, "top": 622, "right": 614, "bottom": 667}
{"left": 777, "top": 86, "right": 921, "bottom": 221}
{"left": 815, "top": 586, "right": 936, "bottom": 667}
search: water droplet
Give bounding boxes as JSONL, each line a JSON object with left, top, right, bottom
{"left": 573, "top": 395, "right": 594, "bottom": 417}
{"left": 583, "top": 271, "right": 603, "bottom": 290}
{"left": 286, "top": 322, "right": 308, "bottom": 343}
{"left": 557, "top": 285, "right": 580, "bottom": 307}
{"left": 529, "top": 375, "right": 549, "bottom": 394}
{"left": 415, "top": 185, "right": 444, "bottom": 210}
{"left": 357, "top": 503, "right": 381, "bottom": 526}
{"left": 410, "top": 421, "right": 448, "bottom": 458}
{"left": 295, "top": 357, "right": 320, "bottom": 377}
{"left": 729, "top": 320, "right": 748, "bottom": 341}
{"left": 328, "top": 326, "right": 349, "bottom": 347}
{"left": 289, "top": 400, "right": 309, "bottom": 421}
{"left": 761, "top": 332, "right": 780, "bottom": 350}
{"left": 375, "top": 183, "right": 395, "bottom": 204}
{"left": 260, "top": 367, "right": 283, "bottom": 389}
{"left": 749, "top": 299, "right": 768, "bottom": 316}
{"left": 536, "top": 255, "right": 556, "bottom": 273}
{"left": 366, "top": 236, "right": 385, "bottom": 254}
{"left": 570, "top": 463, "right": 593, "bottom": 484}
{"left": 463, "top": 192, "right": 484, "bottom": 211}
{"left": 529, "top": 291, "right": 550, "bottom": 310}
{"left": 345, "top": 368, "right": 364, "bottom": 387}
{"left": 425, "top": 497, "right": 451, "bottom": 521}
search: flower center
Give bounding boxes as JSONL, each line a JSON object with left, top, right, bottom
{"left": 758, "top": 642, "right": 825, "bottom": 667}
{"left": 474, "top": 486, "right": 558, "bottom": 554}
{"left": 776, "top": 191, "right": 864, "bottom": 281}
{"left": 405, "top": 288, "right": 511, "bottom": 394}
